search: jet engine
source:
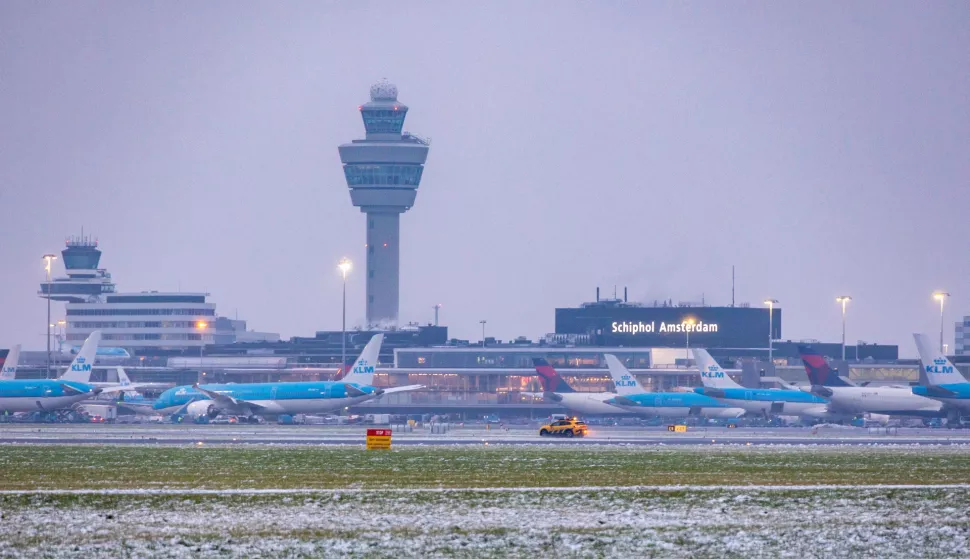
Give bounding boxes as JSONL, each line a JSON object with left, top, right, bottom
{"left": 185, "top": 400, "right": 219, "bottom": 421}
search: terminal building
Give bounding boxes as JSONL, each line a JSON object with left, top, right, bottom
{"left": 957, "top": 315, "right": 970, "bottom": 356}
{"left": 39, "top": 235, "right": 278, "bottom": 354}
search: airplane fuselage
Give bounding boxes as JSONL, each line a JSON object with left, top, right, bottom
{"left": 153, "top": 382, "right": 380, "bottom": 416}
{"left": 0, "top": 380, "right": 100, "bottom": 412}
{"left": 912, "top": 384, "right": 970, "bottom": 412}
{"left": 694, "top": 387, "right": 839, "bottom": 419}
{"left": 545, "top": 392, "right": 632, "bottom": 416}
{"left": 821, "top": 387, "right": 944, "bottom": 417}
{"left": 608, "top": 393, "right": 745, "bottom": 419}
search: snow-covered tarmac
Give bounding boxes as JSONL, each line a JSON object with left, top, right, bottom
{"left": 2, "top": 423, "right": 970, "bottom": 446}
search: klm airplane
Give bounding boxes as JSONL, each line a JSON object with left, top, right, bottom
{"left": 0, "top": 332, "right": 106, "bottom": 412}
{"left": 690, "top": 348, "right": 842, "bottom": 421}
{"left": 152, "top": 334, "right": 423, "bottom": 420}
{"left": 913, "top": 333, "right": 970, "bottom": 413}
{"left": 603, "top": 354, "right": 744, "bottom": 419}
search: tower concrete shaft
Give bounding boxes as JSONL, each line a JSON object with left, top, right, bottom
{"left": 338, "top": 80, "right": 429, "bottom": 327}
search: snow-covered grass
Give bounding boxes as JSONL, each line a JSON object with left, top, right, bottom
{"left": 1, "top": 487, "right": 969, "bottom": 557}
{"left": 2, "top": 444, "right": 970, "bottom": 490}
{"left": 2, "top": 445, "right": 969, "bottom": 556}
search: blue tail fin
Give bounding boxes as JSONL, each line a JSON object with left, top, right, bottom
{"left": 532, "top": 357, "right": 577, "bottom": 393}
{"left": 799, "top": 345, "right": 852, "bottom": 387}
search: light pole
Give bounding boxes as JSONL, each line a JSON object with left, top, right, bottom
{"left": 933, "top": 291, "right": 950, "bottom": 353}
{"left": 338, "top": 258, "right": 352, "bottom": 368}
{"left": 836, "top": 296, "right": 851, "bottom": 360}
{"left": 480, "top": 320, "right": 487, "bottom": 348}
{"left": 764, "top": 299, "right": 778, "bottom": 365}
{"left": 433, "top": 304, "right": 441, "bottom": 326}
{"left": 196, "top": 320, "right": 207, "bottom": 383}
{"left": 683, "top": 317, "right": 696, "bottom": 363}
{"left": 42, "top": 254, "right": 57, "bottom": 379}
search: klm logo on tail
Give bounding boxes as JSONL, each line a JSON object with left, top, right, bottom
{"left": 701, "top": 366, "right": 725, "bottom": 379}
{"left": 352, "top": 360, "right": 375, "bottom": 375}
{"left": 615, "top": 374, "right": 638, "bottom": 388}
{"left": 926, "top": 358, "right": 956, "bottom": 376}
{"left": 71, "top": 357, "right": 92, "bottom": 373}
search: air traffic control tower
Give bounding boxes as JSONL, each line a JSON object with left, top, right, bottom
{"left": 338, "top": 80, "right": 430, "bottom": 327}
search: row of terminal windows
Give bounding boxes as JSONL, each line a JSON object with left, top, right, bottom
{"left": 66, "top": 308, "right": 216, "bottom": 316}
{"left": 399, "top": 353, "right": 654, "bottom": 369}
{"left": 69, "top": 321, "right": 202, "bottom": 329}
{"left": 362, "top": 111, "right": 406, "bottom": 134}
{"left": 66, "top": 333, "right": 209, "bottom": 342}
{"left": 344, "top": 164, "right": 423, "bottom": 186}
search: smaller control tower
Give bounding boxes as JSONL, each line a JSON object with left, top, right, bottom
{"left": 38, "top": 235, "right": 116, "bottom": 303}
{"left": 338, "top": 80, "right": 430, "bottom": 327}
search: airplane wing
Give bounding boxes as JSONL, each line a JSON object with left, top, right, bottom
{"left": 117, "top": 402, "right": 161, "bottom": 416}
{"left": 97, "top": 383, "right": 161, "bottom": 395}
{"left": 381, "top": 385, "right": 424, "bottom": 395}
{"left": 192, "top": 384, "right": 266, "bottom": 413}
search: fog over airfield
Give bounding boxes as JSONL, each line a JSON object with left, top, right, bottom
{"left": 1, "top": 2, "right": 967, "bottom": 356}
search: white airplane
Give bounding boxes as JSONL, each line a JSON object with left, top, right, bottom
{"left": 527, "top": 357, "right": 632, "bottom": 415}
{"left": 603, "top": 354, "right": 745, "bottom": 419}
{"left": 799, "top": 344, "right": 943, "bottom": 419}
{"left": 1, "top": 344, "right": 21, "bottom": 380}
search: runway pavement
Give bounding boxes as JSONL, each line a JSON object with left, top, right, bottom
{"left": 3, "top": 423, "right": 970, "bottom": 446}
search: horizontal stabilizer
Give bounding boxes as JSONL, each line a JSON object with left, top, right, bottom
{"left": 381, "top": 385, "right": 424, "bottom": 395}
{"left": 810, "top": 385, "right": 834, "bottom": 398}
{"left": 61, "top": 384, "right": 98, "bottom": 396}
{"left": 344, "top": 384, "right": 368, "bottom": 397}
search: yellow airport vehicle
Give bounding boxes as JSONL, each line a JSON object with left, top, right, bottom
{"left": 539, "top": 417, "right": 589, "bottom": 438}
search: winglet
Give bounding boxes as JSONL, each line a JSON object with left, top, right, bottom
{"left": 60, "top": 331, "right": 101, "bottom": 383}
{"left": 692, "top": 348, "right": 743, "bottom": 389}
{"left": 603, "top": 354, "right": 645, "bottom": 396}
{"left": 914, "top": 333, "right": 969, "bottom": 386}
{"left": 341, "top": 334, "right": 384, "bottom": 386}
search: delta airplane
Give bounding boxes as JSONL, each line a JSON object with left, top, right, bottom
{"left": 690, "top": 348, "right": 843, "bottom": 421}
{"left": 603, "top": 354, "right": 745, "bottom": 419}
{"left": 152, "top": 334, "right": 423, "bottom": 420}
{"left": 528, "top": 357, "right": 633, "bottom": 415}
{"left": 0, "top": 344, "right": 21, "bottom": 380}
{"left": 0, "top": 332, "right": 115, "bottom": 412}
{"left": 800, "top": 345, "right": 943, "bottom": 418}
{"left": 912, "top": 333, "right": 970, "bottom": 414}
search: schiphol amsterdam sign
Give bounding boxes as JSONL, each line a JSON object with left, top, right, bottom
{"left": 611, "top": 320, "right": 719, "bottom": 336}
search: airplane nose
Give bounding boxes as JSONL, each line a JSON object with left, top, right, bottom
{"left": 91, "top": 387, "right": 104, "bottom": 396}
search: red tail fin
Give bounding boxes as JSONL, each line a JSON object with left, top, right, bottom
{"left": 532, "top": 358, "right": 577, "bottom": 393}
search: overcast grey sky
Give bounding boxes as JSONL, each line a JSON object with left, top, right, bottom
{"left": 1, "top": 2, "right": 968, "bottom": 357}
